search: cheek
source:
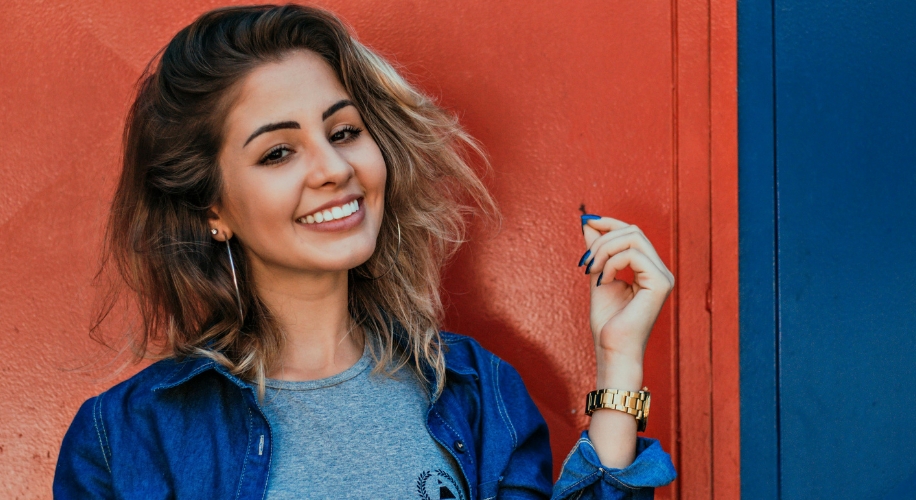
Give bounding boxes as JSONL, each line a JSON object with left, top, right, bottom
{"left": 370, "top": 157, "right": 387, "bottom": 194}
{"left": 340, "top": 140, "right": 387, "bottom": 211}
{"left": 225, "top": 170, "right": 299, "bottom": 230}
{"left": 358, "top": 143, "right": 388, "bottom": 195}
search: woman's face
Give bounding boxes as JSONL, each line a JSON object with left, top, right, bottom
{"left": 213, "top": 50, "right": 387, "bottom": 278}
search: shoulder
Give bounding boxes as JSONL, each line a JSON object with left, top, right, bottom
{"left": 438, "top": 331, "right": 536, "bottom": 417}
{"left": 56, "top": 357, "right": 252, "bottom": 496}
{"left": 56, "top": 357, "right": 205, "bottom": 489}
{"left": 70, "top": 355, "right": 232, "bottom": 432}
{"left": 439, "top": 329, "right": 526, "bottom": 381}
{"left": 439, "top": 330, "right": 500, "bottom": 372}
{"left": 95, "top": 356, "right": 210, "bottom": 403}
{"left": 439, "top": 330, "right": 514, "bottom": 387}
{"left": 58, "top": 356, "right": 243, "bottom": 466}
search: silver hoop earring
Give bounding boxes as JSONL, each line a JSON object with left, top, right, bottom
{"left": 225, "top": 239, "right": 244, "bottom": 320}
{"left": 355, "top": 215, "right": 401, "bottom": 281}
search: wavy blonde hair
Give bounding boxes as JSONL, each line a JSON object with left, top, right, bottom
{"left": 97, "top": 4, "right": 496, "bottom": 398}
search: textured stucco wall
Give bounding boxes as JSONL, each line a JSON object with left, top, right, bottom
{"left": 0, "top": 1, "right": 724, "bottom": 497}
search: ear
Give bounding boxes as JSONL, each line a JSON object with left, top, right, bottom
{"left": 207, "top": 206, "right": 232, "bottom": 242}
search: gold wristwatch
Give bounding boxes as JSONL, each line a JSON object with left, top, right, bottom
{"left": 585, "top": 387, "right": 651, "bottom": 432}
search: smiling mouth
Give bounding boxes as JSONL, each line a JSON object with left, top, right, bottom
{"left": 296, "top": 198, "right": 361, "bottom": 225}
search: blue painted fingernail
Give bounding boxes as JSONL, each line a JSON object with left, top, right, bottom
{"left": 584, "top": 258, "right": 595, "bottom": 275}
{"left": 577, "top": 249, "right": 591, "bottom": 267}
{"left": 581, "top": 214, "right": 601, "bottom": 225}
{"left": 596, "top": 272, "right": 604, "bottom": 286}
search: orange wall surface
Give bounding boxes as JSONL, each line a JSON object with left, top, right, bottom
{"left": 0, "top": 1, "right": 738, "bottom": 498}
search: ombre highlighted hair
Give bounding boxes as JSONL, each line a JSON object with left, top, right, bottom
{"left": 97, "top": 4, "right": 496, "bottom": 397}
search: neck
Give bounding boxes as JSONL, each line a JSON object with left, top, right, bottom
{"left": 250, "top": 261, "right": 364, "bottom": 382}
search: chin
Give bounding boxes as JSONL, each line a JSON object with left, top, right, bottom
{"left": 325, "top": 238, "right": 378, "bottom": 271}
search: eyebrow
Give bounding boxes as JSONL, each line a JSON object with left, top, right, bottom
{"left": 243, "top": 121, "right": 299, "bottom": 147}
{"left": 242, "top": 99, "right": 356, "bottom": 147}
{"left": 322, "top": 99, "right": 354, "bottom": 121}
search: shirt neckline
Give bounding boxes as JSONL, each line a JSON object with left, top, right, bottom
{"left": 260, "top": 342, "right": 373, "bottom": 391}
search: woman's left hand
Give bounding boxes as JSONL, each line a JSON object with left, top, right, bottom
{"left": 580, "top": 215, "right": 674, "bottom": 388}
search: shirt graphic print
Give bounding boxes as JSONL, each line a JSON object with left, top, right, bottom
{"left": 416, "top": 469, "right": 465, "bottom": 500}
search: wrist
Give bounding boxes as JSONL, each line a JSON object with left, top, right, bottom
{"left": 595, "top": 353, "right": 644, "bottom": 391}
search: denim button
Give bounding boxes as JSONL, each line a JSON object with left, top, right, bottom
{"left": 454, "top": 440, "right": 466, "bottom": 453}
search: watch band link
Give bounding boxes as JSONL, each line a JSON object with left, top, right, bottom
{"left": 584, "top": 388, "right": 650, "bottom": 432}
{"left": 585, "top": 389, "right": 646, "bottom": 417}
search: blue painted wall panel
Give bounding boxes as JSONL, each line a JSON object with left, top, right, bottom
{"left": 741, "top": 0, "right": 916, "bottom": 497}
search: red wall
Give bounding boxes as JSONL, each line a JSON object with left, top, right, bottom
{"left": 0, "top": 1, "right": 738, "bottom": 498}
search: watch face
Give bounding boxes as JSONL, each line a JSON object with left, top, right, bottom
{"left": 644, "top": 393, "right": 651, "bottom": 418}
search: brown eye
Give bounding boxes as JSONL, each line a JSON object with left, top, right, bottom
{"left": 259, "top": 145, "right": 293, "bottom": 165}
{"left": 330, "top": 125, "right": 362, "bottom": 143}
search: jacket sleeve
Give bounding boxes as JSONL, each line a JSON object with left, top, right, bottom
{"left": 552, "top": 432, "right": 677, "bottom": 499}
{"left": 53, "top": 396, "right": 114, "bottom": 499}
{"left": 495, "top": 359, "right": 676, "bottom": 500}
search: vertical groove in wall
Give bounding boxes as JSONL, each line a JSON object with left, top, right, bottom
{"left": 706, "top": 0, "right": 715, "bottom": 495}
{"left": 670, "top": 0, "right": 681, "bottom": 498}
{"left": 771, "top": 0, "right": 782, "bottom": 497}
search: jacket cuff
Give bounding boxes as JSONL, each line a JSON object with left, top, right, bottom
{"left": 554, "top": 431, "right": 676, "bottom": 497}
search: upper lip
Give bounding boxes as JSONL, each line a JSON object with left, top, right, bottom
{"left": 297, "top": 193, "right": 363, "bottom": 219}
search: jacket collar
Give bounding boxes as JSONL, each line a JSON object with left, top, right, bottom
{"left": 151, "top": 356, "right": 248, "bottom": 392}
{"left": 150, "top": 330, "right": 478, "bottom": 394}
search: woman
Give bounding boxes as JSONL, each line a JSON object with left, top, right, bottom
{"left": 54, "top": 4, "right": 676, "bottom": 499}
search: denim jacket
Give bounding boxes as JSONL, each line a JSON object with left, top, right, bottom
{"left": 54, "top": 332, "right": 676, "bottom": 499}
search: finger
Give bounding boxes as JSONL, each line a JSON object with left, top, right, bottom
{"left": 580, "top": 225, "right": 639, "bottom": 271}
{"left": 582, "top": 221, "right": 603, "bottom": 250}
{"left": 585, "top": 228, "right": 673, "bottom": 286}
{"left": 595, "top": 248, "right": 673, "bottom": 295}
{"left": 579, "top": 216, "right": 674, "bottom": 286}
{"left": 581, "top": 214, "right": 630, "bottom": 251}
{"left": 583, "top": 215, "right": 631, "bottom": 234}
{"left": 585, "top": 229, "right": 654, "bottom": 275}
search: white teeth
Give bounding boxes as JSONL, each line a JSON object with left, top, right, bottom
{"left": 298, "top": 199, "right": 361, "bottom": 224}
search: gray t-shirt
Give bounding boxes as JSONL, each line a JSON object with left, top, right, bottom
{"left": 254, "top": 345, "right": 467, "bottom": 500}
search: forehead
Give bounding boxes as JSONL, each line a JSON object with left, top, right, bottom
{"left": 225, "top": 50, "right": 349, "bottom": 131}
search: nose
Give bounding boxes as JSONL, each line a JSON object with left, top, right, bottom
{"left": 305, "top": 141, "right": 354, "bottom": 189}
